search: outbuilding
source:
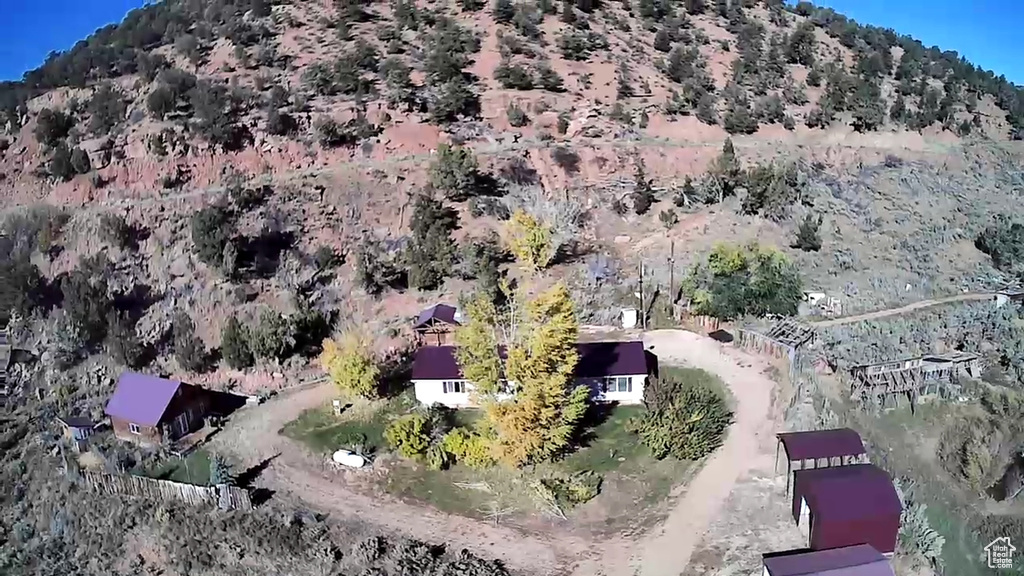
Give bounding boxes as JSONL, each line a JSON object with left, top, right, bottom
{"left": 792, "top": 464, "right": 902, "bottom": 555}
{"left": 762, "top": 544, "right": 895, "bottom": 576}
{"left": 105, "top": 372, "right": 210, "bottom": 446}
{"left": 776, "top": 428, "right": 869, "bottom": 492}
{"left": 413, "top": 304, "right": 462, "bottom": 347}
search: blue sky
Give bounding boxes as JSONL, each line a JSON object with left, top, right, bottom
{"left": 0, "top": 0, "right": 1021, "bottom": 84}
{"left": 0, "top": 0, "right": 147, "bottom": 81}
{"left": 815, "top": 1, "right": 1022, "bottom": 83}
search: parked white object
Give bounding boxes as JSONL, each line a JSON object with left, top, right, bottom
{"left": 332, "top": 449, "right": 366, "bottom": 468}
{"left": 621, "top": 308, "right": 639, "bottom": 329}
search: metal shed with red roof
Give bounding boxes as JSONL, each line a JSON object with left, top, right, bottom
{"left": 762, "top": 544, "right": 895, "bottom": 576}
{"left": 792, "top": 464, "right": 902, "bottom": 555}
{"left": 776, "top": 428, "right": 869, "bottom": 491}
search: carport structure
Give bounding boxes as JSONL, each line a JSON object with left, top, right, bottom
{"left": 791, "top": 464, "right": 902, "bottom": 555}
{"left": 776, "top": 428, "right": 868, "bottom": 492}
{"left": 762, "top": 544, "right": 895, "bottom": 576}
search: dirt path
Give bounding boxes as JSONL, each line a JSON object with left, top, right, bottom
{"left": 809, "top": 292, "right": 993, "bottom": 328}
{"left": 212, "top": 330, "right": 782, "bottom": 576}
{"left": 209, "top": 382, "right": 591, "bottom": 575}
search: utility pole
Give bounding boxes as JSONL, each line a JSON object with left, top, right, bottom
{"left": 638, "top": 259, "right": 646, "bottom": 330}
{"left": 669, "top": 240, "right": 675, "bottom": 305}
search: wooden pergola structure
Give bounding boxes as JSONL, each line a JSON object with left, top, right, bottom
{"left": 776, "top": 428, "right": 869, "bottom": 493}
{"left": 848, "top": 352, "right": 981, "bottom": 406}
{"left": 738, "top": 318, "right": 816, "bottom": 360}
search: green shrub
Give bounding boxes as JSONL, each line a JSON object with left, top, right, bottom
{"left": 792, "top": 213, "right": 822, "bottom": 252}
{"left": 384, "top": 414, "right": 431, "bottom": 459}
{"left": 429, "top": 143, "right": 480, "bottom": 201}
{"left": 494, "top": 60, "right": 534, "bottom": 90}
{"left": 441, "top": 427, "right": 495, "bottom": 469}
{"left": 631, "top": 372, "right": 731, "bottom": 460}
{"left": 98, "top": 213, "right": 132, "bottom": 248}
{"left": 173, "top": 312, "right": 208, "bottom": 372}
{"left": 683, "top": 242, "right": 803, "bottom": 320}
{"left": 248, "top": 309, "right": 294, "bottom": 361}
{"left": 506, "top": 103, "right": 529, "bottom": 127}
{"left": 976, "top": 215, "right": 1024, "bottom": 275}
{"left": 221, "top": 315, "right": 254, "bottom": 369}
{"left": 34, "top": 108, "right": 75, "bottom": 147}
{"left": 190, "top": 206, "right": 234, "bottom": 266}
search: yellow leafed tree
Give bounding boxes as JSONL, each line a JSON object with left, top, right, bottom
{"left": 320, "top": 332, "right": 379, "bottom": 398}
{"left": 507, "top": 209, "right": 555, "bottom": 272}
{"left": 487, "top": 282, "right": 589, "bottom": 467}
{"left": 454, "top": 294, "right": 504, "bottom": 396}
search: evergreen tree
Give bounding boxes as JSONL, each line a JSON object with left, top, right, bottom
{"left": 221, "top": 315, "right": 254, "bottom": 369}
{"left": 173, "top": 312, "right": 208, "bottom": 372}
{"left": 654, "top": 29, "right": 672, "bottom": 53}
{"left": 792, "top": 213, "right": 823, "bottom": 252}
{"left": 722, "top": 87, "right": 759, "bottom": 135}
{"left": 493, "top": 0, "right": 515, "bottom": 23}
{"left": 405, "top": 194, "right": 460, "bottom": 290}
{"left": 631, "top": 159, "right": 656, "bottom": 215}
{"left": 209, "top": 455, "right": 234, "bottom": 486}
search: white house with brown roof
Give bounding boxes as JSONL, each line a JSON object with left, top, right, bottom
{"left": 410, "top": 341, "right": 654, "bottom": 407}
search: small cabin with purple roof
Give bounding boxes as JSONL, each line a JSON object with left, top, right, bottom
{"left": 105, "top": 372, "right": 210, "bottom": 446}
{"left": 411, "top": 341, "right": 653, "bottom": 407}
{"left": 413, "top": 304, "right": 462, "bottom": 347}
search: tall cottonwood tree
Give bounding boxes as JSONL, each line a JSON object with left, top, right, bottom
{"left": 455, "top": 283, "right": 589, "bottom": 467}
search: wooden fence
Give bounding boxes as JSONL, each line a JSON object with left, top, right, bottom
{"left": 679, "top": 313, "right": 722, "bottom": 334}
{"left": 84, "top": 472, "right": 253, "bottom": 511}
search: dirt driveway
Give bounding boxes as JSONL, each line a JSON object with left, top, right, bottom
{"left": 211, "top": 329, "right": 786, "bottom": 576}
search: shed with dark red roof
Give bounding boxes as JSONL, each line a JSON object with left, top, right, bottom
{"left": 105, "top": 372, "right": 210, "bottom": 446}
{"left": 792, "top": 464, "right": 902, "bottom": 555}
{"left": 762, "top": 544, "right": 895, "bottom": 576}
{"left": 776, "top": 429, "right": 869, "bottom": 491}
{"left": 413, "top": 304, "right": 461, "bottom": 346}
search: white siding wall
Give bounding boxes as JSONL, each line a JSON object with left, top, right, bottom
{"left": 413, "top": 380, "right": 472, "bottom": 407}
{"left": 413, "top": 375, "right": 647, "bottom": 407}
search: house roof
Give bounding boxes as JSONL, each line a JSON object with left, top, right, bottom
{"left": 58, "top": 415, "right": 94, "bottom": 429}
{"left": 104, "top": 372, "right": 183, "bottom": 426}
{"left": 795, "top": 464, "right": 902, "bottom": 522}
{"left": 414, "top": 304, "right": 460, "bottom": 329}
{"left": 576, "top": 341, "right": 649, "bottom": 378}
{"left": 777, "top": 428, "right": 866, "bottom": 461}
{"left": 410, "top": 341, "right": 650, "bottom": 381}
{"left": 763, "top": 545, "right": 894, "bottom": 576}
{"left": 411, "top": 346, "right": 465, "bottom": 380}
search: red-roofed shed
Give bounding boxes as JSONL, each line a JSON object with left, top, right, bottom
{"left": 792, "top": 464, "right": 902, "bottom": 555}
{"left": 762, "top": 544, "right": 895, "bottom": 576}
{"left": 776, "top": 428, "right": 869, "bottom": 492}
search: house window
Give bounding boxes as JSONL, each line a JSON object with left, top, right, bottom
{"left": 129, "top": 423, "right": 141, "bottom": 435}
{"left": 603, "top": 377, "right": 632, "bottom": 393}
{"left": 442, "top": 381, "right": 466, "bottom": 394}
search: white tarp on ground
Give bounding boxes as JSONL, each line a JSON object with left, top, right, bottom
{"left": 332, "top": 450, "right": 366, "bottom": 468}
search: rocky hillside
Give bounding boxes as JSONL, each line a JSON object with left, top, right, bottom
{"left": 1, "top": 0, "right": 1024, "bottom": 387}
{"left": 0, "top": 0, "right": 1022, "bottom": 203}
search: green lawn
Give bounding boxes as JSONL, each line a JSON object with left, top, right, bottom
{"left": 145, "top": 449, "right": 212, "bottom": 485}
{"left": 281, "top": 392, "right": 418, "bottom": 456}
{"left": 383, "top": 402, "right": 693, "bottom": 529}
{"left": 283, "top": 369, "right": 724, "bottom": 529}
